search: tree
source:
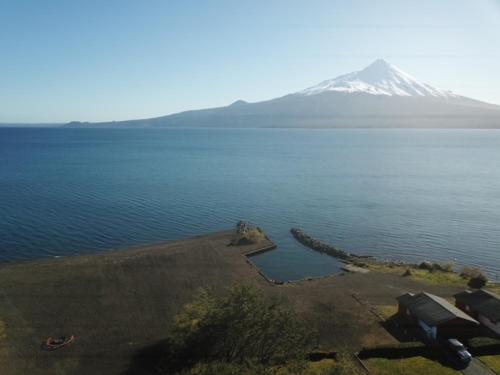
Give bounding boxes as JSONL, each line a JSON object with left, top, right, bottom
{"left": 168, "top": 285, "right": 315, "bottom": 370}
{"left": 468, "top": 273, "right": 488, "bottom": 288}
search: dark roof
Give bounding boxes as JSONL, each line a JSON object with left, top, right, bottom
{"left": 455, "top": 290, "right": 500, "bottom": 323}
{"left": 398, "top": 292, "right": 479, "bottom": 326}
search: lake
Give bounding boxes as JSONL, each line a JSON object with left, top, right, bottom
{"left": 1, "top": 127, "right": 499, "bottom": 281}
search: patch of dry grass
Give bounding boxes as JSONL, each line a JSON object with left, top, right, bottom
{"left": 304, "top": 359, "right": 338, "bottom": 374}
{"left": 410, "top": 270, "right": 466, "bottom": 286}
{"left": 368, "top": 263, "right": 500, "bottom": 293}
{"left": 375, "top": 305, "right": 399, "bottom": 320}
{"left": 368, "top": 263, "right": 468, "bottom": 287}
{"left": 479, "top": 356, "right": 500, "bottom": 374}
{"left": 0, "top": 320, "right": 6, "bottom": 340}
{"left": 364, "top": 357, "right": 458, "bottom": 375}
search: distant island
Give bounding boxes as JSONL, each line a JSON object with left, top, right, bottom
{"left": 65, "top": 60, "right": 500, "bottom": 129}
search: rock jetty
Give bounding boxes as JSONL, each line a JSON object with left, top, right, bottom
{"left": 290, "top": 228, "right": 354, "bottom": 260}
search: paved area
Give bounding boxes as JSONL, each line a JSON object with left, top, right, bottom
{"left": 342, "top": 264, "right": 370, "bottom": 274}
{"left": 463, "top": 358, "right": 496, "bottom": 375}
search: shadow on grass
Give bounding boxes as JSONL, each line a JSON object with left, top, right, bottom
{"left": 124, "top": 339, "right": 216, "bottom": 375}
{"left": 124, "top": 340, "right": 172, "bottom": 375}
{"left": 359, "top": 345, "right": 470, "bottom": 371}
{"left": 380, "top": 315, "right": 421, "bottom": 343}
{"left": 466, "top": 338, "right": 500, "bottom": 357}
{"left": 472, "top": 345, "right": 500, "bottom": 356}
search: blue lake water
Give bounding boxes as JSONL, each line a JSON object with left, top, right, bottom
{"left": 1, "top": 128, "right": 500, "bottom": 281}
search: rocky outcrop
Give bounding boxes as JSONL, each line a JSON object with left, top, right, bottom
{"left": 230, "top": 221, "right": 267, "bottom": 246}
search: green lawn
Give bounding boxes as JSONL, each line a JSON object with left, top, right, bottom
{"left": 479, "top": 356, "right": 500, "bottom": 374}
{"left": 368, "top": 263, "right": 500, "bottom": 293}
{"left": 364, "top": 357, "right": 459, "bottom": 375}
{"left": 368, "top": 264, "right": 466, "bottom": 286}
{"left": 410, "top": 270, "right": 466, "bottom": 287}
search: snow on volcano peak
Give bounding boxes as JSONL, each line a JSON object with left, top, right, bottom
{"left": 298, "top": 59, "right": 456, "bottom": 98}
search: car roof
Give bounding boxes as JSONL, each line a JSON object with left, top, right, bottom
{"left": 447, "top": 338, "right": 463, "bottom": 346}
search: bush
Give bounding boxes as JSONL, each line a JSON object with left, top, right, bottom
{"left": 230, "top": 221, "right": 267, "bottom": 245}
{"left": 468, "top": 337, "right": 500, "bottom": 348}
{"left": 402, "top": 269, "right": 413, "bottom": 277}
{"left": 418, "top": 261, "right": 454, "bottom": 273}
{"left": 459, "top": 266, "right": 488, "bottom": 288}
{"left": 460, "top": 266, "right": 482, "bottom": 279}
{"left": 168, "top": 286, "right": 315, "bottom": 371}
{"left": 441, "top": 262, "right": 454, "bottom": 272}
{"left": 468, "top": 273, "right": 488, "bottom": 289}
{"left": 418, "top": 262, "right": 433, "bottom": 271}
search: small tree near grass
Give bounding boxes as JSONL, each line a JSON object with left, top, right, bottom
{"left": 460, "top": 266, "right": 488, "bottom": 288}
{"left": 168, "top": 285, "right": 315, "bottom": 372}
{"left": 468, "top": 273, "right": 488, "bottom": 288}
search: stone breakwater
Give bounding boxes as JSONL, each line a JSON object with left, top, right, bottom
{"left": 290, "top": 227, "right": 435, "bottom": 269}
{"left": 290, "top": 228, "right": 356, "bottom": 261}
{"left": 290, "top": 228, "right": 476, "bottom": 276}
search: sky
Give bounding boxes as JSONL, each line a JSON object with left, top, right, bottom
{"left": 1, "top": 0, "right": 500, "bottom": 123}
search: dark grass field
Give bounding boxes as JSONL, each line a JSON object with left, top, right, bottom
{"left": 0, "top": 230, "right": 466, "bottom": 374}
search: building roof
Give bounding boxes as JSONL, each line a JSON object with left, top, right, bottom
{"left": 454, "top": 289, "right": 500, "bottom": 323}
{"left": 397, "top": 292, "right": 479, "bottom": 327}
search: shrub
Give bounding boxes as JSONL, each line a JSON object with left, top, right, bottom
{"left": 468, "top": 337, "right": 500, "bottom": 348}
{"left": 441, "top": 261, "right": 454, "bottom": 272}
{"left": 418, "top": 261, "right": 454, "bottom": 273}
{"left": 460, "top": 266, "right": 482, "bottom": 279}
{"left": 230, "top": 221, "right": 266, "bottom": 245}
{"left": 402, "top": 268, "right": 413, "bottom": 277}
{"left": 468, "top": 273, "right": 488, "bottom": 289}
{"left": 168, "top": 286, "right": 315, "bottom": 370}
{"left": 418, "top": 262, "right": 433, "bottom": 271}
{"left": 459, "top": 266, "right": 488, "bottom": 288}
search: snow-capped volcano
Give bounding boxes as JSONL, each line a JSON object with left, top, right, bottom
{"left": 67, "top": 59, "right": 500, "bottom": 129}
{"left": 299, "top": 59, "right": 456, "bottom": 98}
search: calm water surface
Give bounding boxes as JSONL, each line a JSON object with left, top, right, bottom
{"left": 1, "top": 128, "right": 500, "bottom": 281}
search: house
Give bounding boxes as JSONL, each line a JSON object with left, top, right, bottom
{"left": 454, "top": 289, "right": 500, "bottom": 335}
{"left": 397, "top": 292, "right": 479, "bottom": 340}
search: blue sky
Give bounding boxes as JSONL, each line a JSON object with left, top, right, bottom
{"left": 1, "top": 0, "right": 500, "bottom": 123}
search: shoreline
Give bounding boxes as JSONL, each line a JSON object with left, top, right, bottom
{"left": 2, "top": 224, "right": 499, "bottom": 287}
{"left": 290, "top": 227, "right": 500, "bottom": 285}
{"left": 1, "top": 225, "right": 499, "bottom": 374}
{"left": 0, "top": 229, "right": 237, "bottom": 268}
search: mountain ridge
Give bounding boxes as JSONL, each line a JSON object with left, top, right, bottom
{"left": 66, "top": 60, "right": 500, "bottom": 129}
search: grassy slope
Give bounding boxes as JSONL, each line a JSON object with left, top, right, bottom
{"left": 0, "top": 231, "right": 270, "bottom": 375}
{"left": 0, "top": 230, "right": 490, "bottom": 375}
